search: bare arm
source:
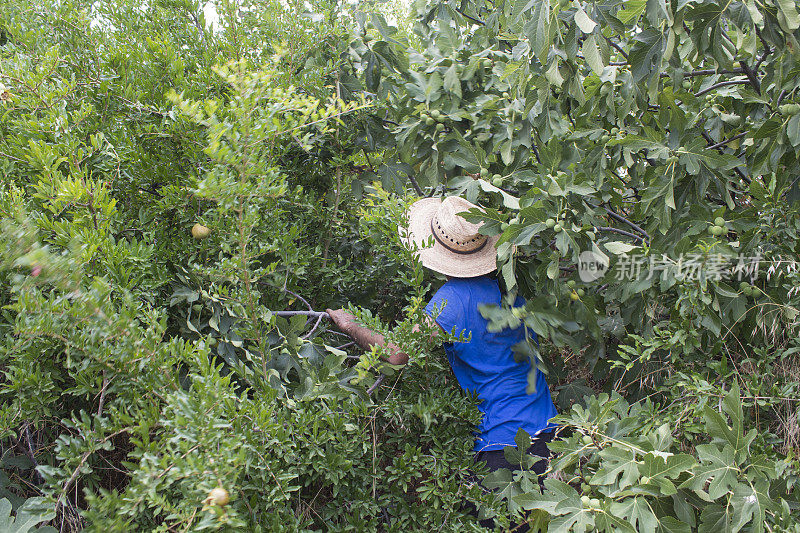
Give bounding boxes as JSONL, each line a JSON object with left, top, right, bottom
{"left": 325, "top": 309, "right": 443, "bottom": 366}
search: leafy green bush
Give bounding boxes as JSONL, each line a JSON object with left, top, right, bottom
{"left": 487, "top": 385, "right": 798, "bottom": 531}
{"left": 2, "top": 0, "right": 800, "bottom": 531}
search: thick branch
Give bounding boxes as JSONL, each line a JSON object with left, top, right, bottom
{"left": 273, "top": 310, "right": 329, "bottom": 319}
{"left": 587, "top": 201, "right": 650, "bottom": 243}
{"left": 738, "top": 60, "right": 761, "bottom": 95}
{"left": 597, "top": 226, "right": 647, "bottom": 243}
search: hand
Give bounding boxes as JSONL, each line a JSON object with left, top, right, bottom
{"left": 326, "top": 308, "right": 357, "bottom": 332}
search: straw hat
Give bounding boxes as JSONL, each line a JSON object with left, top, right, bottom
{"left": 403, "top": 196, "right": 499, "bottom": 278}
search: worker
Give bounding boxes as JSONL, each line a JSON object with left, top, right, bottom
{"left": 326, "top": 195, "right": 558, "bottom": 481}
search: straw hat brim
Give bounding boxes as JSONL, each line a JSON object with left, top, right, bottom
{"left": 403, "top": 198, "right": 499, "bottom": 278}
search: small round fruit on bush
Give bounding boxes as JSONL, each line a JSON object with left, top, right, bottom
{"left": 207, "top": 487, "right": 230, "bottom": 507}
{"left": 425, "top": 117, "right": 435, "bottom": 126}
{"left": 581, "top": 434, "right": 592, "bottom": 444}
{"left": 682, "top": 79, "right": 692, "bottom": 90}
{"left": 712, "top": 225, "right": 726, "bottom": 236}
{"left": 492, "top": 177, "right": 503, "bottom": 187}
{"left": 553, "top": 223, "right": 563, "bottom": 233}
{"left": 577, "top": 288, "right": 585, "bottom": 297}
{"left": 545, "top": 218, "right": 556, "bottom": 228}
{"left": 714, "top": 216, "right": 725, "bottom": 227}
{"left": 480, "top": 168, "right": 489, "bottom": 178}
{"left": 567, "top": 279, "right": 576, "bottom": 288}
{"left": 641, "top": 476, "right": 651, "bottom": 484}
{"left": 581, "top": 495, "right": 591, "bottom": 506}
{"left": 600, "top": 134, "right": 610, "bottom": 144}
{"left": 436, "top": 123, "right": 445, "bottom": 132}
{"left": 589, "top": 498, "right": 601, "bottom": 508}
{"left": 570, "top": 290, "right": 580, "bottom": 301}
{"left": 192, "top": 223, "right": 211, "bottom": 240}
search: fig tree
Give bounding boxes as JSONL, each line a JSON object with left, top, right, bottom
{"left": 545, "top": 218, "right": 556, "bottom": 228}
{"left": 714, "top": 216, "right": 725, "bottom": 226}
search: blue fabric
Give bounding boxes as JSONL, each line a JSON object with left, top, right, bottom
{"left": 424, "top": 277, "right": 558, "bottom": 452}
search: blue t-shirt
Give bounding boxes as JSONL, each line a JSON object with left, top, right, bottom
{"left": 424, "top": 277, "right": 558, "bottom": 452}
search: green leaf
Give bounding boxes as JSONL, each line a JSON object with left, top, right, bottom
{"left": 681, "top": 444, "right": 739, "bottom": 501}
{"left": 478, "top": 179, "right": 520, "bottom": 209}
{"left": 574, "top": 6, "right": 597, "bottom": 33}
{"left": 698, "top": 502, "right": 734, "bottom": 533}
{"left": 545, "top": 59, "right": 564, "bottom": 87}
{"left": 483, "top": 468, "right": 523, "bottom": 503}
{"left": 730, "top": 480, "right": 774, "bottom": 532}
{"left": 776, "top": 0, "right": 800, "bottom": 31}
{"left": 0, "top": 498, "right": 56, "bottom": 533}
{"left": 610, "top": 497, "right": 658, "bottom": 533}
{"left": 604, "top": 241, "right": 640, "bottom": 255}
{"left": 591, "top": 446, "right": 640, "bottom": 489}
{"left": 582, "top": 34, "right": 604, "bottom": 76}
{"left": 443, "top": 64, "right": 461, "bottom": 98}
{"left": 657, "top": 516, "right": 692, "bottom": 533}
{"left": 523, "top": 0, "right": 553, "bottom": 64}
{"left": 628, "top": 28, "right": 664, "bottom": 82}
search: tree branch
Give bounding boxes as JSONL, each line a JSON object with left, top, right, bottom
{"left": 367, "top": 374, "right": 385, "bottom": 394}
{"left": 605, "top": 37, "right": 628, "bottom": 60}
{"left": 456, "top": 8, "right": 485, "bottom": 26}
{"left": 738, "top": 60, "right": 761, "bottom": 95}
{"left": 597, "top": 226, "right": 647, "bottom": 242}
{"left": 407, "top": 174, "right": 424, "bottom": 196}
{"left": 707, "top": 132, "right": 746, "bottom": 150}
{"left": 587, "top": 201, "right": 650, "bottom": 243}
{"left": 273, "top": 310, "right": 329, "bottom": 319}
{"left": 694, "top": 79, "right": 752, "bottom": 97}
{"left": 659, "top": 67, "right": 744, "bottom": 78}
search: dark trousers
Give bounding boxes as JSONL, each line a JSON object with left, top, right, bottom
{"left": 475, "top": 431, "right": 553, "bottom": 476}
{"left": 469, "top": 431, "right": 554, "bottom": 531}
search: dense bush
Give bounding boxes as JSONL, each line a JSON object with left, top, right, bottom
{"left": 1, "top": 0, "right": 799, "bottom": 531}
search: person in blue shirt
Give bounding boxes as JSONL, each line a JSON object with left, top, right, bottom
{"left": 327, "top": 195, "right": 558, "bottom": 478}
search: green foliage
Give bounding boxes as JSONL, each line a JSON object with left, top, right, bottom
{"left": 491, "top": 385, "right": 798, "bottom": 532}
{"left": 0, "top": 497, "right": 56, "bottom": 533}
{"left": 1, "top": 0, "right": 800, "bottom": 530}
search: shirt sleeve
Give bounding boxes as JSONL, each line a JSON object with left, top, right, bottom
{"left": 424, "top": 284, "right": 465, "bottom": 338}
